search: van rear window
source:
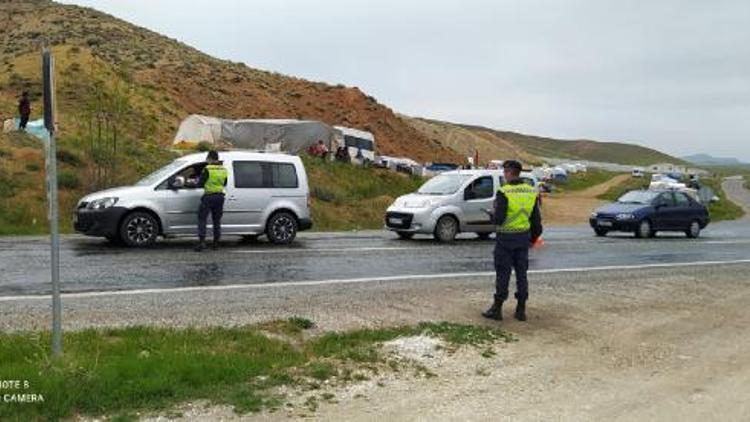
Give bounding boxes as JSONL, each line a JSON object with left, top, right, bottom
{"left": 233, "top": 161, "right": 298, "bottom": 189}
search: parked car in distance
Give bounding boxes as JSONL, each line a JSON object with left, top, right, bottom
{"left": 74, "top": 151, "right": 312, "bottom": 247}
{"left": 590, "top": 190, "right": 709, "bottom": 239}
{"left": 632, "top": 168, "right": 645, "bottom": 178}
{"left": 385, "top": 170, "right": 505, "bottom": 242}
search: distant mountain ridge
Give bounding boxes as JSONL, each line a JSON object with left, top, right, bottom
{"left": 682, "top": 154, "right": 748, "bottom": 166}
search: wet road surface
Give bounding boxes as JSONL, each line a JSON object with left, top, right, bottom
{"left": 2, "top": 219, "right": 750, "bottom": 296}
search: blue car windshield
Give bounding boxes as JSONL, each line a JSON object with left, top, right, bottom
{"left": 617, "top": 190, "right": 660, "bottom": 204}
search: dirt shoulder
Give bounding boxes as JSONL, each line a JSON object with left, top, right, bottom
{"left": 11, "top": 263, "right": 744, "bottom": 421}
{"left": 543, "top": 174, "right": 630, "bottom": 225}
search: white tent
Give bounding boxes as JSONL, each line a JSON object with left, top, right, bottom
{"left": 173, "top": 115, "right": 339, "bottom": 154}
{"left": 174, "top": 115, "right": 222, "bottom": 145}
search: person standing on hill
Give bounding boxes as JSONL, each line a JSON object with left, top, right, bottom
{"left": 18, "top": 91, "right": 31, "bottom": 131}
{"left": 194, "top": 150, "right": 228, "bottom": 252}
{"left": 483, "top": 160, "right": 543, "bottom": 322}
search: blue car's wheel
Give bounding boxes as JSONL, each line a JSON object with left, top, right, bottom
{"left": 686, "top": 220, "right": 701, "bottom": 238}
{"left": 635, "top": 219, "right": 653, "bottom": 239}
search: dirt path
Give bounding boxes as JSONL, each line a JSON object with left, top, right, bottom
{"left": 543, "top": 174, "right": 630, "bottom": 225}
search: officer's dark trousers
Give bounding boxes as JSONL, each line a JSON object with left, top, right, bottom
{"left": 494, "top": 232, "right": 531, "bottom": 301}
{"left": 198, "top": 193, "right": 225, "bottom": 242}
{"left": 19, "top": 114, "right": 29, "bottom": 130}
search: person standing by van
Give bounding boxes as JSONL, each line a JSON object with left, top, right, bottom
{"left": 195, "top": 150, "right": 228, "bottom": 252}
{"left": 483, "top": 160, "right": 543, "bottom": 321}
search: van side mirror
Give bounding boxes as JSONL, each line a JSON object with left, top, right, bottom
{"left": 169, "top": 176, "right": 185, "bottom": 190}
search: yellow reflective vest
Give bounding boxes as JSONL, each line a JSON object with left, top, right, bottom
{"left": 203, "top": 164, "right": 228, "bottom": 194}
{"left": 497, "top": 183, "right": 538, "bottom": 233}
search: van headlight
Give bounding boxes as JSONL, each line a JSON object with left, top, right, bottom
{"left": 590, "top": 212, "right": 599, "bottom": 218}
{"left": 87, "top": 197, "right": 119, "bottom": 210}
{"left": 404, "top": 199, "right": 434, "bottom": 208}
{"left": 616, "top": 213, "right": 635, "bottom": 220}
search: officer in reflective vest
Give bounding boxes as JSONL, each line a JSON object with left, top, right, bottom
{"left": 483, "top": 160, "right": 543, "bottom": 321}
{"left": 195, "top": 150, "right": 228, "bottom": 252}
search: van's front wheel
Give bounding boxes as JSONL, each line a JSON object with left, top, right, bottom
{"left": 267, "top": 212, "right": 298, "bottom": 245}
{"left": 120, "top": 212, "right": 159, "bottom": 247}
{"left": 434, "top": 216, "right": 458, "bottom": 243}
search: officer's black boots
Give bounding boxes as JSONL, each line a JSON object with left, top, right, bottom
{"left": 482, "top": 299, "right": 503, "bottom": 320}
{"left": 514, "top": 300, "right": 527, "bottom": 321}
{"left": 194, "top": 240, "right": 206, "bottom": 252}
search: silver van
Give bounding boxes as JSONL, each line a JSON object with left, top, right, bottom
{"left": 74, "top": 151, "right": 312, "bottom": 247}
{"left": 385, "top": 170, "right": 504, "bottom": 242}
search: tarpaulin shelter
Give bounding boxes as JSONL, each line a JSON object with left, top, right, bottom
{"left": 173, "top": 115, "right": 338, "bottom": 154}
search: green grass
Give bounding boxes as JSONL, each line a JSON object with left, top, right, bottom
{"left": 596, "top": 176, "right": 650, "bottom": 201}
{"left": 0, "top": 321, "right": 511, "bottom": 421}
{"left": 555, "top": 169, "right": 617, "bottom": 192}
{"left": 701, "top": 178, "right": 745, "bottom": 222}
{"left": 303, "top": 156, "right": 425, "bottom": 231}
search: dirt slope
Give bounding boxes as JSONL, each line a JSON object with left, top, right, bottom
{"left": 405, "top": 117, "right": 684, "bottom": 167}
{"left": 542, "top": 174, "right": 630, "bottom": 225}
{"left": 0, "top": 0, "right": 460, "bottom": 163}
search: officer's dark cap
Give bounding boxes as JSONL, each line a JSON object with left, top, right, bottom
{"left": 503, "top": 160, "right": 523, "bottom": 173}
{"left": 207, "top": 150, "right": 219, "bottom": 161}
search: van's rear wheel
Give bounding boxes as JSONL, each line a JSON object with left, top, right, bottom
{"left": 434, "top": 216, "right": 458, "bottom": 243}
{"left": 120, "top": 212, "right": 159, "bottom": 247}
{"left": 267, "top": 212, "right": 298, "bottom": 245}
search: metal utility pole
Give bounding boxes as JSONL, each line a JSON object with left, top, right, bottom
{"left": 42, "top": 47, "right": 62, "bottom": 357}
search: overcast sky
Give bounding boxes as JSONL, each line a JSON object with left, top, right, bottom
{"left": 59, "top": 0, "right": 750, "bottom": 161}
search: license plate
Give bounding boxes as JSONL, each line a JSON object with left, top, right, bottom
{"left": 597, "top": 220, "right": 613, "bottom": 227}
{"left": 389, "top": 218, "right": 403, "bottom": 225}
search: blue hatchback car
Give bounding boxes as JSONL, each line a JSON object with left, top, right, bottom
{"left": 590, "top": 190, "right": 710, "bottom": 238}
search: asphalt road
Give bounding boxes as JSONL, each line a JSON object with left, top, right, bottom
{"left": 2, "top": 216, "right": 750, "bottom": 297}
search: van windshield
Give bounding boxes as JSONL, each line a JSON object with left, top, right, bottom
{"left": 136, "top": 160, "right": 188, "bottom": 186}
{"left": 418, "top": 174, "right": 472, "bottom": 195}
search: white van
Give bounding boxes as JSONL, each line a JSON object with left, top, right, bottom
{"left": 74, "top": 151, "right": 312, "bottom": 247}
{"left": 385, "top": 169, "right": 505, "bottom": 242}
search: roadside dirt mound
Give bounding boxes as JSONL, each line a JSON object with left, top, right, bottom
{"left": 543, "top": 174, "right": 630, "bottom": 225}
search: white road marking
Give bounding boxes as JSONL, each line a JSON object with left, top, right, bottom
{"left": 230, "top": 246, "right": 420, "bottom": 254}
{"left": 2, "top": 259, "right": 750, "bottom": 302}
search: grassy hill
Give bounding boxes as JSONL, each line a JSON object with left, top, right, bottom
{"left": 406, "top": 117, "right": 685, "bottom": 166}
{"left": 0, "top": 0, "right": 461, "bottom": 234}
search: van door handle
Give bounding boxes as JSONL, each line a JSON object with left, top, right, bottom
{"left": 227, "top": 196, "right": 238, "bottom": 202}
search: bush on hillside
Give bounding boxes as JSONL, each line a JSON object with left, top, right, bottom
{"left": 57, "top": 170, "right": 80, "bottom": 190}
{"left": 57, "top": 148, "right": 82, "bottom": 167}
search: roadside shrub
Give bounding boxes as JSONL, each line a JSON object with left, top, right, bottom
{"left": 56, "top": 148, "right": 82, "bottom": 167}
{"left": 312, "top": 186, "right": 337, "bottom": 203}
{"left": 57, "top": 170, "right": 80, "bottom": 189}
{"left": 25, "top": 163, "right": 41, "bottom": 172}
{"left": 197, "top": 141, "right": 213, "bottom": 152}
